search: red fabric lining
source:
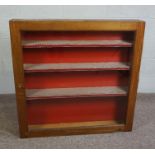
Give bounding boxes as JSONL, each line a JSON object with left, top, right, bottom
{"left": 22, "top": 31, "right": 133, "bottom": 41}
{"left": 27, "top": 97, "right": 127, "bottom": 125}
{"left": 23, "top": 31, "right": 131, "bottom": 125}
{"left": 25, "top": 71, "right": 129, "bottom": 89}
{"left": 23, "top": 47, "right": 130, "bottom": 63}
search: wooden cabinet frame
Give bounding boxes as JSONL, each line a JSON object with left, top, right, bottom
{"left": 9, "top": 20, "right": 145, "bottom": 138}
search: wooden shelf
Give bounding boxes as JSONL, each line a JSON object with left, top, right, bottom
{"left": 24, "top": 62, "right": 130, "bottom": 73}
{"left": 26, "top": 86, "right": 128, "bottom": 100}
{"left": 28, "top": 120, "right": 125, "bottom": 131}
{"left": 22, "top": 40, "right": 132, "bottom": 48}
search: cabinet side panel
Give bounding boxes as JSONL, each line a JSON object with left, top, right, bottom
{"left": 9, "top": 21, "right": 28, "bottom": 137}
{"left": 126, "top": 22, "right": 145, "bottom": 130}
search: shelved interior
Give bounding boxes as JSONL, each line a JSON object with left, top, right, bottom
{"left": 27, "top": 97, "right": 127, "bottom": 125}
{"left": 21, "top": 30, "right": 134, "bottom": 128}
{"left": 25, "top": 71, "right": 129, "bottom": 88}
{"left": 23, "top": 47, "right": 131, "bottom": 73}
{"left": 22, "top": 31, "right": 133, "bottom": 48}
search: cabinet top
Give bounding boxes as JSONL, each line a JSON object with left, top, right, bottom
{"left": 10, "top": 19, "right": 145, "bottom": 22}
{"left": 9, "top": 19, "right": 145, "bottom": 31}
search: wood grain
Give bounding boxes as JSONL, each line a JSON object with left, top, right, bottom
{"left": 9, "top": 21, "right": 29, "bottom": 138}
{"left": 28, "top": 123, "right": 125, "bottom": 138}
{"left": 29, "top": 120, "right": 124, "bottom": 130}
{"left": 125, "top": 21, "right": 145, "bottom": 131}
{"left": 10, "top": 20, "right": 139, "bottom": 31}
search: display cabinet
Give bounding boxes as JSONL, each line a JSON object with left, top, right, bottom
{"left": 10, "top": 20, "right": 145, "bottom": 138}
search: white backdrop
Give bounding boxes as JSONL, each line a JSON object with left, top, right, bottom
{"left": 0, "top": 5, "right": 155, "bottom": 94}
